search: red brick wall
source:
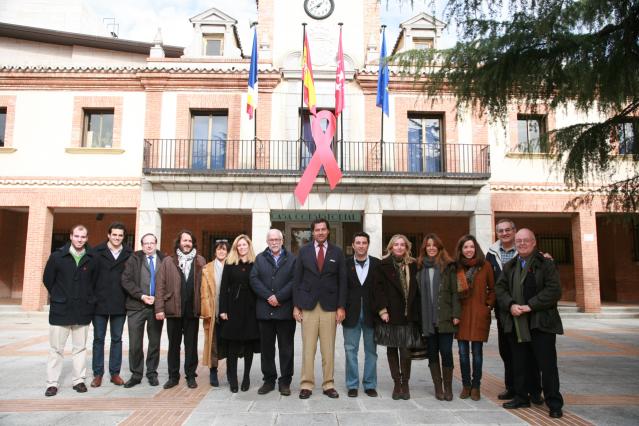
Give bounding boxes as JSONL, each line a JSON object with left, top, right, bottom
{"left": 597, "top": 216, "right": 639, "bottom": 303}
{"left": 0, "top": 210, "right": 27, "bottom": 298}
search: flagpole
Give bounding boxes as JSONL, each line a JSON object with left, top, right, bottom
{"left": 380, "top": 25, "right": 386, "bottom": 172}
{"left": 299, "top": 23, "right": 307, "bottom": 168}
{"left": 251, "top": 22, "right": 258, "bottom": 169}
{"left": 338, "top": 22, "right": 344, "bottom": 169}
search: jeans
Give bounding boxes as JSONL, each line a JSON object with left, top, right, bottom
{"left": 92, "top": 314, "right": 126, "bottom": 376}
{"left": 458, "top": 340, "right": 483, "bottom": 388}
{"left": 426, "top": 330, "right": 454, "bottom": 368}
{"left": 343, "top": 309, "right": 377, "bottom": 390}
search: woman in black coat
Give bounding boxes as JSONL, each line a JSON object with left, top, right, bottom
{"left": 373, "top": 234, "right": 420, "bottom": 400}
{"left": 218, "top": 234, "right": 259, "bottom": 393}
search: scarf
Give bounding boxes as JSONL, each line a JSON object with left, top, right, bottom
{"left": 69, "top": 245, "right": 86, "bottom": 266}
{"left": 392, "top": 256, "right": 410, "bottom": 316}
{"left": 177, "top": 248, "right": 197, "bottom": 279}
{"left": 512, "top": 255, "right": 538, "bottom": 343}
{"left": 418, "top": 260, "right": 440, "bottom": 336}
{"left": 456, "top": 257, "right": 478, "bottom": 298}
{"left": 214, "top": 259, "right": 224, "bottom": 316}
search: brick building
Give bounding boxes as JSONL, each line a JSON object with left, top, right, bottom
{"left": 0, "top": 0, "right": 637, "bottom": 312}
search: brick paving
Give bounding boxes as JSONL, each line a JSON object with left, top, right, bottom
{"left": 0, "top": 312, "right": 637, "bottom": 425}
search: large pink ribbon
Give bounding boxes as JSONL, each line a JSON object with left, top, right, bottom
{"left": 294, "top": 110, "right": 343, "bottom": 205}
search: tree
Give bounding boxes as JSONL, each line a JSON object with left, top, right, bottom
{"left": 392, "top": 0, "right": 639, "bottom": 212}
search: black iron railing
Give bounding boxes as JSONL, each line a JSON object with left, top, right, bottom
{"left": 143, "top": 139, "right": 490, "bottom": 178}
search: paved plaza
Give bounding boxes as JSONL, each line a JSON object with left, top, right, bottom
{"left": 0, "top": 308, "right": 637, "bottom": 425}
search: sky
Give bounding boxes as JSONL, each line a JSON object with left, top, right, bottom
{"left": 85, "top": 0, "right": 457, "bottom": 50}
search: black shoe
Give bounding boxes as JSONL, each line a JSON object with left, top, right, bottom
{"left": 347, "top": 389, "right": 358, "bottom": 397}
{"left": 45, "top": 386, "right": 58, "bottom": 397}
{"left": 498, "top": 389, "right": 515, "bottom": 400}
{"left": 258, "top": 383, "right": 275, "bottom": 395}
{"left": 241, "top": 378, "right": 250, "bottom": 392}
{"left": 148, "top": 376, "right": 159, "bottom": 387}
{"left": 503, "top": 398, "right": 531, "bottom": 409}
{"left": 73, "top": 383, "right": 88, "bottom": 393}
{"left": 187, "top": 377, "right": 197, "bottom": 389}
{"left": 124, "top": 378, "right": 142, "bottom": 388}
{"left": 549, "top": 408, "right": 563, "bottom": 418}
{"left": 365, "top": 389, "right": 378, "bottom": 397}
{"left": 279, "top": 383, "right": 291, "bottom": 396}
{"left": 530, "top": 394, "right": 545, "bottom": 405}
{"left": 229, "top": 379, "right": 239, "bottom": 393}
{"left": 163, "top": 378, "right": 179, "bottom": 389}
{"left": 209, "top": 369, "right": 219, "bottom": 387}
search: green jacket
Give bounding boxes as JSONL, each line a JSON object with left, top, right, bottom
{"left": 495, "top": 251, "right": 564, "bottom": 335}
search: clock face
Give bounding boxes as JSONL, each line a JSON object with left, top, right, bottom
{"left": 304, "top": 0, "right": 335, "bottom": 20}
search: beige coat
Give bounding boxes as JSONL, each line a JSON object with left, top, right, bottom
{"left": 200, "top": 262, "right": 219, "bottom": 368}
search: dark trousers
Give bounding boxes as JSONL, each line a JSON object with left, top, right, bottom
{"left": 127, "top": 308, "right": 163, "bottom": 380}
{"left": 167, "top": 316, "right": 199, "bottom": 380}
{"left": 497, "top": 317, "right": 514, "bottom": 390}
{"left": 458, "top": 340, "right": 483, "bottom": 388}
{"left": 426, "top": 330, "right": 454, "bottom": 368}
{"left": 258, "top": 319, "right": 296, "bottom": 385}
{"left": 92, "top": 314, "right": 126, "bottom": 376}
{"left": 507, "top": 330, "right": 563, "bottom": 410}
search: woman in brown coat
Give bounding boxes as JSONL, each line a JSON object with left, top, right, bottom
{"left": 373, "top": 234, "right": 420, "bottom": 400}
{"left": 200, "top": 240, "right": 229, "bottom": 387}
{"left": 454, "top": 234, "right": 495, "bottom": 401}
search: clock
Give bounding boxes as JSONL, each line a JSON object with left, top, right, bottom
{"left": 304, "top": 0, "right": 335, "bottom": 20}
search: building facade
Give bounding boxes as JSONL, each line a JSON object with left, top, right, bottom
{"left": 0, "top": 0, "right": 637, "bottom": 312}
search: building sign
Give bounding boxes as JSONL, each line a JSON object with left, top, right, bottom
{"left": 271, "top": 211, "right": 361, "bottom": 223}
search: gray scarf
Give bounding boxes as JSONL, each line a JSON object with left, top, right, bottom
{"left": 418, "top": 263, "right": 440, "bottom": 336}
{"left": 177, "top": 248, "right": 197, "bottom": 279}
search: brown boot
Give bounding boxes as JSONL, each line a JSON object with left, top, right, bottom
{"left": 459, "top": 386, "right": 471, "bottom": 399}
{"left": 400, "top": 350, "right": 412, "bottom": 400}
{"left": 90, "top": 375, "right": 102, "bottom": 388}
{"left": 470, "top": 387, "right": 480, "bottom": 401}
{"left": 429, "top": 362, "right": 444, "bottom": 400}
{"left": 387, "top": 349, "right": 402, "bottom": 400}
{"left": 442, "top": 367, "right": 454, "bottom": 401}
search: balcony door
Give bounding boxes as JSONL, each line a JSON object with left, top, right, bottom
{"left": 191, "top": 111, "right": 228, "bottom": 170}
{"left": 407, "top": 115, "right": 443, "bottom": 173}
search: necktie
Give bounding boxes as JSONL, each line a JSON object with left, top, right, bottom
{"left": 520, "top": 259, "right": 526, "bottom": 270}
{"left": 149, "top": 256, "right": 156, "bottom": 296}
{"left": 317, "top": 244, "right": 325, "bottom": 272}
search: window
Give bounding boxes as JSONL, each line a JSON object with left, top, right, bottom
{"left": 407, "top": 114, "right": 443, "bottom": 173}
{"left": 413, "top": 37, "right": 434, "bottom": 50}
{"left": 301, "top": 108, "right": 337, "bottom": 169}
{"left": 191, "top": 110, "right": 228, "bottom": 170}
{"left": 0, "top": 108, "right": 6, "bottom": 147}
{"left": 612, "top": 121, "right": 637, "bottom": 155}
{"left": 204, "top": 35, "right": 223, "bottom": 56}
{"left": 83, "top": 109, "right": 114, "bottom": 147}
{"left": 517, "top": 114, "right": 547, "bottom": 152}
{"left": 537, "top": 234, "right": 572, "bottom": 264}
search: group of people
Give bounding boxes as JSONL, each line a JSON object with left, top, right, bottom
{"left": 42, "top": 217, "right": 564, "bottom": 418}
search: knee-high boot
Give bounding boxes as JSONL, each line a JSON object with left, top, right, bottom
{"left": 241, "top": 352, "right": 253, "bottom": 392}
{"left": 387, "top": 348, "right": 402, "bottom": 400}
{"left": 443, "top": 366, "right": 454, "bottom": 401}
{"left": 227, "top": 355, "right": 238, "bottom": 393}
{"left": 400, "top": 349, "right": 412, "bottom": 400}
{"left": 429, "top": 361, "right": 444, "bottom": 400}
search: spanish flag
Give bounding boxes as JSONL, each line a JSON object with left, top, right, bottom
{"left": 246, "top": 27, "right": 258, "bottom": 120}
{"left": 302, "top": 33, "right": 317, "bottom": 115}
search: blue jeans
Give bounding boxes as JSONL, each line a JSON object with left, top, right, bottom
{"left": 426, "top": 330, "right": 454, "bottom": 368}
{"left": 458, "top": 340, "right": 483, "bottom": 388}
{"left": 343, "top": 310, "right": 377, "bottom": 390}
{"left": 92, "top": 314, "right": 126, "bottom": 376}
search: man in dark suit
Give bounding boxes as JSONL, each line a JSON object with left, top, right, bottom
{"left": 343, "top": 232, "right": 380, "bottom": 398}
{"left": 293, "top": 218, "right": 347, "bottom": 399}
{"left": 496, "top": 228, "right": 564, "bottom": 419}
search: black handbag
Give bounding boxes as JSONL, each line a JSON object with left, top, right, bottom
{"left": 407, "top": 336, "right": 429, "bottom": 360}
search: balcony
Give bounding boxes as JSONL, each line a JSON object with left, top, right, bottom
{"left": 143, "top": 139, "right": 490, "bottom": 181}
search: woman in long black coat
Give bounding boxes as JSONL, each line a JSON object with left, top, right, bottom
{"left": 218, "top": 234, "right": 259, "bottom": 393}
{"left": 373, "top": 234, "right": 420, "bottom": 400}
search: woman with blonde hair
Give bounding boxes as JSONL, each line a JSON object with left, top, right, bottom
{"left": 218, "top": 234, "right": 259, "bottom": 393}
{"left": 200, "top": 239, "right": 230, "bottom": 387}
{"left": 416, "top": 233, "right": 460, "bottom": 401}
{"left": 373, "top": 234, "right": 420, "bottom": 400}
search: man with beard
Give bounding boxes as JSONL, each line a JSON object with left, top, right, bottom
{"left": 155, "top": 230, "right": 206, "bottom": 389}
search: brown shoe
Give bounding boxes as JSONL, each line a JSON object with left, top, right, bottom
{"left": 45, "top": 386, "right": 58, "bottom": 397}
{"left": 323, "top": 388, "right": 339, "bottom": 398}
{"left": 299, "top": 389, "right": 312, "bottom": 399}
{"left": 470, "top": 387, "right": 481, "bottom": 401}
{"left": 110, "top": 375, "right": 124, "bottom": 386}
{"left": 459, "top": 386, "right": 471, "bottom": 399}
{"left": 90, "top": 376, "right": 102, "bottom": 388}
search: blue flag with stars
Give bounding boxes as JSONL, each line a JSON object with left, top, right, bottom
{"left": 376, "top": 27, "right": 389, "bottom": 116}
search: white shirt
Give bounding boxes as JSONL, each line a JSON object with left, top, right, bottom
{"left": 354, "top": 256, "right": 370, "bottom": 285}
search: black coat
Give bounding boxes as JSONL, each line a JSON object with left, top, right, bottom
{"left": 92, "top": 242, "right": 132, "bottom": 315}
{"left": 372, "top": 257, "right": 420, "bottom": 325}
{"left": 121, "top": 250, "right": 165, "bottom": 311}
{"left": 293, "top": 241, "right": 347, "bottom": 312}
{"left": 250, "top": 248, "right": 296, "bottom": 321}
{"left": 219, "top": 261, "right": 259, "bottom": 340}
{"left": 343, "top": 256, "right": 380, "bottom": 328}
{"left": 43, "top": 242, "right": 97, "bottom": 326}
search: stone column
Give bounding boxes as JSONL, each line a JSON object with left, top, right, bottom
{"left": 136, "top": 208, "right": 162, "bottom": 251}
{"left": 364, "top": 200, "right": 383, "bottom": 258}
{"left": 252, "top": 208, "right": 271, "bottom": 254}
{"left": 22, "top": 204, "right": 53, "bottom": 311}
{"left": 571, "top": 210, "right": 601, "bottom": 313}
{"left": 469, "top": 213, "right": 493, "bottom": 254}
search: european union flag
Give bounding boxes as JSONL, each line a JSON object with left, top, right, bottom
{"left": 376, "top": 27, "right": 389, "bottom": 116}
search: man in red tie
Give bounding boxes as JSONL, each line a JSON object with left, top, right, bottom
{"left": 293, "top": 218, "right": 347, "bottom": 399}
